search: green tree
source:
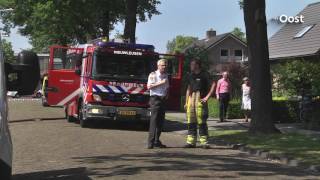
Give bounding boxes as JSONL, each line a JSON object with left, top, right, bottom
{"left": 273, "top": 60, "right": 320, "bottom": 96}
{"left": 0, "top": 0, "right": 160, "bottom": 52}
{"left": 1, "top": 39, "right": 15, "bottom": 63}
{"left": 238, "top": 0, "right": 244, "bottom": 9}
{"left": 227, "top": 62, "right": 249, "bottom": 98}
{"left": 243, "top": 0, "right": 278, "bottom": 134}
{"left": 1, "top": 0, "right": 115, "bottom": 51}
{"left": 231, "top": 27, "right": 246, "bottom": 42}
{"left": 166, "top": 35, "right": 198, "bottom": 54}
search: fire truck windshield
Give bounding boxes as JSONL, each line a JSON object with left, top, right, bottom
{"left": 92, "top": 52, "right": 156, "bottom": 81}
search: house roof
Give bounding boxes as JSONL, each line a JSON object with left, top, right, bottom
{"left": 183, "top": 33, "right": 246, "bottom": 53}
{"left": 269, "top": 2, "right": 320, "bottom": 60}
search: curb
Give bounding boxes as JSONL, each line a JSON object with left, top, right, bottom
{"left": 165, "top": 115, "right": 185, "bottom": 121}
{"left": 9, "top": 117, "right": 66, "bottom": 123}
{"left": 210, "top": 138, "right": 320, "bottom": 174}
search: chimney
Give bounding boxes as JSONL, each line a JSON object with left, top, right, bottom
{"left": 206, "top": 29, "right": 216, "bottom": 39}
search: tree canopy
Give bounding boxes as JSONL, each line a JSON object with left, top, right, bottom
{"left": 231, "top": 27, "right": 246, "bottom": 42}
{"left": 0, "top": 0, "right": 160, "bottom": 52}
{"left": 1, "top": 39, "right": 15, "bottom": 63}
{"left": 166, "top": 35, "right": 198, "bottom": 54}
{"left": 273, "top": 60, "right": 320, "bottom": 96}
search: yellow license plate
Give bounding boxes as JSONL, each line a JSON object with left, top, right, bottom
{"left": 118, "top": 110, "right": 136, "bottom": 116}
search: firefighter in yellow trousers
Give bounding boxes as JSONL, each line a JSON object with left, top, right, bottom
{"left": 184, "top": 60, "right": 216, "bottom": 149}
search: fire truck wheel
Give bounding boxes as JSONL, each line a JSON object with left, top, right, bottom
{"left": 78, "top": 102, "right": 89, "bottom": 128}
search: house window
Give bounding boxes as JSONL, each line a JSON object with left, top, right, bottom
{"left": 234, "top": 50, "right": 242, "bottom": 57}
{"left": 294, "top": 24, "right": 314, "bottom": 38}
{"left": 234, "top": 49, "right": 243, "bottom": 61}
{"left": 220, "top": 49, "right": 229, "bottom": 57}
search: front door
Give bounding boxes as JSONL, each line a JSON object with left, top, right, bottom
{"left": 47, "top": 46, "right": 83, "bottom": 106}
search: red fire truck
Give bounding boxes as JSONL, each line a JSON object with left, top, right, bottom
{"left": 46, "top": 38, "right": 184, "bottom": 127}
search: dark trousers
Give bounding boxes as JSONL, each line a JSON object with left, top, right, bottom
{"left": 148, "top": 96, "right": 166, "bottom": 146}
{"left": 219, "top": 93, "right": 230, "bottom": 121}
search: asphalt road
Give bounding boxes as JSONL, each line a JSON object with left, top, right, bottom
{"left": 7, "top": 99, "right": 319, "bottom": 180}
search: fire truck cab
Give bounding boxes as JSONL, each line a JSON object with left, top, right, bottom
{"left": 46, "top": 38, "right": 184, "bottom": 127}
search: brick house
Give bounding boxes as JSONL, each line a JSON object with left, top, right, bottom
{"left": 184, "top": 29, "right": 248, "bottom": 74}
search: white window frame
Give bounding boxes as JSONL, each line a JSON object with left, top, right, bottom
{"left": 234, "top": 49, "right": 243, "bottom": 61}
{"left": 294, "top": 24, "right": 314, "bottom": 38}
{"left": 220, "top": 49, "right": 229, "bottom": 61}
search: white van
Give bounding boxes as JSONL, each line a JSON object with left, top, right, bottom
{"left": 0, "top": 43, "right": 12, "bottom": 179}
{"left": 0, "top": 48, "right": 40, "bottom": 179}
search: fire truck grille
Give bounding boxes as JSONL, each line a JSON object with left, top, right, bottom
{"left": 99, "top": 93, "right": 149, "bottom": 103}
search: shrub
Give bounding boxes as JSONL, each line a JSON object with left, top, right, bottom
{"left": 228, "top": 99, "right": 245, "bottom": 119}
{"left": 272, "top": 60, "right": 320, "bottom": 96}
{"left": 208, "top": 98, "right": 219, "bottom": 117}
{"left": 208, "top": 98, "right": 300, "bottom": 123}
{"left": 226, "top": 62, "right": 249, "bottom": 99}
{"left": 272, "top": 100, "right": 299, "bottom": 123}
{"left": 181, "top": 97, "right": 301, "bottom": 123}
{"left": 304, "top": 101, "right": 320, "bottom": 130}
{"left": 272, "top": 96, "right": 288, "bottom": 101}
{"left": 208, "top": 98, "right": 244, "bottom": 119}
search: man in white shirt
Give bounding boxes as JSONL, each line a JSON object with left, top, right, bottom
{"left": 147, "top": 59, "right": 169, "bottom": 149}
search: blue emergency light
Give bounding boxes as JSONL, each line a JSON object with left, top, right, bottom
{"left": 93, "top": 38, "right": 155, "bottom": 51}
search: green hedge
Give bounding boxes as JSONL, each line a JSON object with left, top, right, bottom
{"left": 272, "top": 100, "right": 299, "bottom": 123}
{"left": 181, "top": 96, "right": 300, "bottom": 123}
{"left": 180, "top": 97, "right": 245, "bottom": 119}
{"left": 208, "top": 99, "right": 244, "bottom": 119}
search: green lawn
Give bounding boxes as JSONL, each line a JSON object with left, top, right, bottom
{"left": 209, "top": 130, "right": 320, "bottom": 165}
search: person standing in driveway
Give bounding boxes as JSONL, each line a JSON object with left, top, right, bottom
{"left": 147, "top": 59, "right": 169, "bottom": 149}
{"left": 241, "top": 77, "right": 251, "bottom": 122}
{"left": 184, "top": 60, "right": 216, "bottom": 149}
{"left": 216, "top": 71, "right": 231, "bottom": 122}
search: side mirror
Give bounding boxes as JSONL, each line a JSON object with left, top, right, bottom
{"left": 75, "top": 69, "right": 81, "bottom": 75}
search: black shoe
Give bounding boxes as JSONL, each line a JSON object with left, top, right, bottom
{"left": 200, "top": 144, "right": 211, "bottom": 149}
{"left": 184, "top": 144, "right": 196, "bottom": 148}
{"left": 154, "top": 143, "right": 167, "bottom": 148}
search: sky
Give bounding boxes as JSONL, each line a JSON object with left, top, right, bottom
{"left": 4, "top": 0, "right": 320, "bottom": 53}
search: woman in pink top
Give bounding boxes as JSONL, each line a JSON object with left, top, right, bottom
{"left": 216, "top": 72, "right": 231, "bottom": 122}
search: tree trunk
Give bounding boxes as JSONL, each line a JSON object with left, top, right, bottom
{"left": 123, "top": 0, "right": 137, "bottom": 43}
{"left": 101, "top": 11, "right": 110, "bottom": 40}
{"left": 243, "top": 0, "right": 279, "bottom": 134}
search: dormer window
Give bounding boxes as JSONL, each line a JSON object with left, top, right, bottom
{"left": 294, "top": 24, "right": 314, "bottom": 38}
